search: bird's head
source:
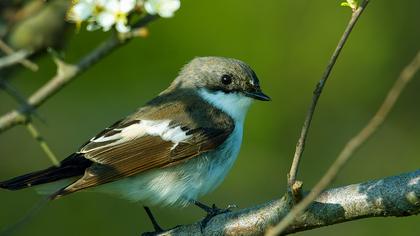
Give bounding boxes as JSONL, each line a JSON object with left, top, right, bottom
{"left": 169, "top": 57, "right": 270, "bottom": 121}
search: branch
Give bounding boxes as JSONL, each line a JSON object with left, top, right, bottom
{"left": 0, "top": 39, "right": 38, "bottom": 71}
{"left": 268, "top": 49, "right": 420, "bottom": 235}
{"left": 25, "top": 122, "right": 60, "bottom": 166}
{"left": 0, "top": 79, "right": 34, "bottom": 114}
{"left": 146, "top": 170, "right": 420, "bottom": 235}
{"left": 0, "top": 79, "right": 59, "bottom": 166}
{"left": 0, "top": 49, "right": 33, "bottom": 70}
{"left": 0, "top": 14, "right": 158, "bottom": 133}
{"left": 287, "top": 0, "right": 369, "bottom": 193}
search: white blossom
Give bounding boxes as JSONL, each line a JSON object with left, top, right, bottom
{"left": 68, "top": 0, "right": 180, "bottom": 33}
{"left": 68, "top": 0, "right": 95, "bottom": 23}
{"left": 96, "top": 0, "right": 137, "bottom": 32}
{"left": 144, "top": 0, "right": 180, "bottom": 18}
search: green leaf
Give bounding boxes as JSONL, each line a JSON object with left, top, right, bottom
{"left": 340, "top": 0, "right": 359, "bottom": 11}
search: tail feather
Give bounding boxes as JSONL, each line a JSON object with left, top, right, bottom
{"left": 0, "top": 153, "right": 92, "bottom": 191}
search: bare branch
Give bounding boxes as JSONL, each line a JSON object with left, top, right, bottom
{"left": 145, "top": 170, "right": 420, "bottom": 236}
{"left": 0, "top": 49, "right": 33, "bottom": 70}
{"left": 0, "top": 14, "right": 158, "bottom": 133}
{"left": 268, "top": 49, "right": 420, "bottom": 235}
{"left": 0, "top": 79, "right": 34, "bottom": 113}
{"left": 0, "top": 79, "right": 60, "bottom": 165}
{"left": 25, "top": 122, "right": 60, "bottom": 166}
{"left": 287, "top": 0, "right": 369, "bottom": 192}
{"left": 0, "top": 39, "right": 38, "bottom": 71}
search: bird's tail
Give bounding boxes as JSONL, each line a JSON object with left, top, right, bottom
{"left": 0, "top": 154, "right": 91, "bottom": 235}
{"left": 0, "top": 153, "right": 91, "bottom": 192}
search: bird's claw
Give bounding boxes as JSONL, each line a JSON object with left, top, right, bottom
{"left": 200, "top": 204, "right": 232, "bottom": 232}
{"left": 143, "top": 206, "right": 165, "bottom": 236}
{"left": 226, "top": 204, "right": 238, "bottom": 210}
{"left": 141, "top": 231, "right": 162, "bottom": 236}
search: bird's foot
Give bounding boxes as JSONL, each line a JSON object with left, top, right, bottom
{"left": 142, "top": 206, "right": 164, "bottom": 236}
{"left": 194, "top": 201, "right": 236, "bottom": 232}
{"left": 141, "top": 231, "right": 162, "bottom": 236}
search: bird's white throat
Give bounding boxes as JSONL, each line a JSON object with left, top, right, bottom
{"left": 198, "top": 88, "right": 252, "bottom": 122}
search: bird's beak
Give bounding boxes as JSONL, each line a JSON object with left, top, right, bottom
{"left": 244, "top": 90, "right": 271, "bottom": 101}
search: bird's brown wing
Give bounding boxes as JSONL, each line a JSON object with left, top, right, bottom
{"left": 50, "top": 91, "right": 235, "bottom": 199}
{"left": 52, "top": 121, "right": 233, "bottom": 198}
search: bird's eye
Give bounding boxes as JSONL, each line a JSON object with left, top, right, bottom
{"left": 221, "top": 74, "right": 232, "bottom": 85}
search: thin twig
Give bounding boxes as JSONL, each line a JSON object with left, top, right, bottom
{"left": 0, "top": 79, "right": 31, "bottom": 109}
{"left": 0, "top": 39, "right": 38, "bottom": 71}
{"left": 267, "top": 50, "right": 420, "bottom": 236}
{"left": 0, "top": 79, "right": 56, "bottom": 165}
{"left": 287, "top": 0, "right": 369, "bottom": 194}
{"left": 0, "top": 14, "right": 158, "bottom": 133}
{"left": 25, "top": 122, "right": 60, "bottom": 166}
{"left": 0, "top": 49, "right": 33, "bottom": 70}
{"left": 0, "top": 79, "right": 44, "bottom": 123}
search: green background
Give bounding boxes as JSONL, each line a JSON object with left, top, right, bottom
{"left": 1, "top": 0, "right": 419, "bottom": 235}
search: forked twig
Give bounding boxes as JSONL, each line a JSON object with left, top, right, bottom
{"left": 268, "top": 50, "right": 420, "bottom": 235}
{"left": 287, "top": 0, "right": 369, "bottom": 197}
{"left": 0, "top": 39, "right": 38, "bottom": 71}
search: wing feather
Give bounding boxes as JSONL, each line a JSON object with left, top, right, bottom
{"left": 56, "top": 128, "right": 230, "bottom": 197}
{"left": 52, "top": 92, "right": 235, "bottom": 198}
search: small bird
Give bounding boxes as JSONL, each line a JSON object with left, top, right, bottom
{"left": 0, "top": 56, "right": 270, "bottom": 231}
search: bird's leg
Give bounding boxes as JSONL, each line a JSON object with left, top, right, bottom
{"left": 143, "top": 206, "right": 164, "bottom": 235}
{"left": 193, "top": 200, "right": 234, "bottom": 231}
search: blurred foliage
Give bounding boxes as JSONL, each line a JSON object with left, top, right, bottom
{"left": 1, "top": 0, "right": 70, "bottom": 53}
{"left": 0, "top": 0, "right": 419, "bottom": 235}
{"left": 341, "top": 0, "right": 359, "bottom": 11}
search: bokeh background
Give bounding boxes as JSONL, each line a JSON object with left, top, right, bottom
{"left": 1, "top": 0, "right": 419, "bottom": 235}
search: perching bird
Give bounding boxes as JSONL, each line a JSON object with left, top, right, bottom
{"left": 0, "top": 56, "right": 270, "bottom": 231}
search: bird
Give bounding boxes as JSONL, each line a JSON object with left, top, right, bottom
{"left": 0, "top": 56, "right": 270, "bottom": 231}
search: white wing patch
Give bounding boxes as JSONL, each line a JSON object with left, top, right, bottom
{"left": 84, "top": 120, "right": 191, "bottom": 154}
